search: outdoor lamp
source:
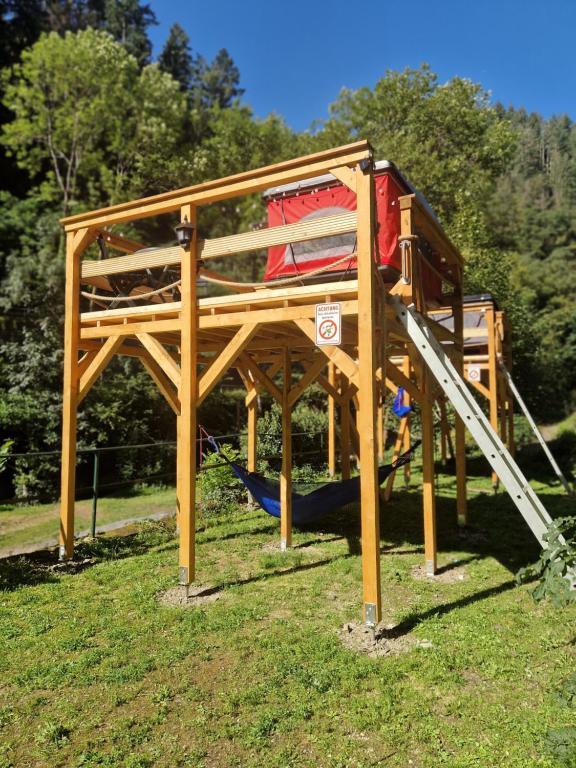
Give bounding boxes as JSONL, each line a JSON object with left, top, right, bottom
{"left": 174, "top": 217, "right": 195, "bottom": 249}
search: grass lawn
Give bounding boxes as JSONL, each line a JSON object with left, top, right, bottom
{"left": 0, "top": 458, "right": 575, "bottom": 768}
{"left": 0, "top": 486, "right": 177, "bottom": 556}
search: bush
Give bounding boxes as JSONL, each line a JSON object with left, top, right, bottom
{"left": 517, "top": 516, "right": 576, "bottom": 608}
{"left": 197, "top": 443, "right": 245, "bottom": 517}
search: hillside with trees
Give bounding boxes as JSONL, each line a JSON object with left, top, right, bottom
{"left": 0, "top": 0, "right": 574, "bottom": 499}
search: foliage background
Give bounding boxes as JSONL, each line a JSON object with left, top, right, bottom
{"left": 0, "top": 1, "right": 574, "bottom": 500}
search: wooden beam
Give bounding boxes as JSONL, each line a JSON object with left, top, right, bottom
{"left": 199, "top": 299, "right": 358, "bottom": 331}
{"left": 421, "top": 369, "right": 437, "bottom": 575}
{"left": 81, "top": 211, "right": 357, "bottom": 279}
{"left": 294, "top": 318, "right": 359, "bottom": 387}
{"left": 178, "top": 204, "right": 198, "bottom": 586}
{"left": 139, "top": 355, "right": 181, "bottom": 416}
{"left": 287, "top": 355, "right": 326, "bottom": 408}
{"left": 340, "top": 373, "right": 351, "bottom": 480}
{"left": 240, "top": 355, "right": 283, "bottom": 404}
{"left": 81, "top": 319, "right": 182, "bottom": 339}
{"left": 77, "top": 336, "right": 123, "bottom": 404}
{"left": 330, "top": 165, "right": 357, "bottom": 193}
{"left": 136, "top": 333, "right": 181, "bottom": 390}
{"left": 63, "top": 141, "right": 372, "bottom": 231}
{"left": 327, "top": 362, "right": 336, "bottom": 477}
{"left": 197, "top": 323, "right": 259, "bottom": 406}
{"left": 356, "top": 163, "right": 382, "bottom": 626}
{"left": 280, "top": 347, "right": 292, "bottom": 550}
{"left": 59, "top": 229, "right": 90, "bottom": 559}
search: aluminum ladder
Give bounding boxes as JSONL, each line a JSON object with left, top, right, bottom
{"left": 388, "top": 297, "right": 554, "bottom": 548}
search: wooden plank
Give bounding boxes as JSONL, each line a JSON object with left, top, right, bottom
{"left": 421, "top": 369, "right": 437, "bottom": 575}
{"left": 240, "top": 355, "right": 283, "bottom": 404}
{"left": 80, "top": 212, "right": 358, "bottom": 279}
{"left": 340, "top": 374, "right": 351, "bottom": 480}
{"left": 381, "top": 362, "right": 421, "bottom": 402}
{"left": 486, "top": 305, "right": 499, "bottom": 489}
{"left": 327, "top": 362, "right": 336, "bottom": 477}
{"left": 294, "top": 318, "right": 359, "bottom": 387}
{"left": 77, "top": 336, "right": 123, "bottom": 404}
{"left": 199, "top": 299, "right": 359, "bottom": 331}
{"left": 330, "top": 165, "right": 357, "bottom": 193}
{"left": 316, "top": 374, "right": 344, "bottom": 405}
{"left": 178, "top": 204, "right": 198, "bottom": 585}
{"left": 383, "top": 417, "right": 408, "bottom": 502}
{"left": 59, "top": 229, "right": 89, "bottom": 559}
{"left": 244, "top": 360, "right": 282, "bottom": 406}
{"left": 280, "top": 347, "right": 292, "bottom": 550}
{"left": 197, "top": 323, "right": 260, "bottom": 405}
{"left": 136, "top": 333, "right": 181, "bottom": 390}
{"left": 97, "top": 230, "right": 145, "bottom": 253}
{"left": 356, "top": 164, "right": 382, "bottom": 626}
{"left": 201, "top": 211, "right": 357, "bottom": 261}
{"left": 288, "top": 355, "right": 326, "bottom": 408}
{"left": 139, "top": 355, "right": 181, "bottom": 416}
{"left": 62, "top": 141, "right": 372, "bottom": 231}
{"left": 81, "top": 319, "right": 182, "bottom": 339}
{"left": 77, "top": 350, "right": 97, "bottom": 379}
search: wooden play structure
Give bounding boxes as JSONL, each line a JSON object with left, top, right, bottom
{"left": 58, "top": 141, "right": 557, "bottom": 625}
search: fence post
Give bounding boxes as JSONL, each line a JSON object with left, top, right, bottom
{"left": 91, "top": 449, "right": 100, "bottom": 538}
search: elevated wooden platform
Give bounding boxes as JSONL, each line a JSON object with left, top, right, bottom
{"left": 59, "top": 141, "right": 467, "bottom": 624}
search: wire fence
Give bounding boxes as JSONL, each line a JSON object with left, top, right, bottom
{"left": 0, "top": 429, "right": 329, "bottom": 537}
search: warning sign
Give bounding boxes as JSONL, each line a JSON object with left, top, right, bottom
{"left": 467, "top": 364, "right": 481, "bottom": 383}
{"left": 315, "top": 303, "right": 342, "bottom": 346}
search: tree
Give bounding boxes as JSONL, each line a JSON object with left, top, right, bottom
{"left": 1, "top": 29, "right": 187, "bottom": 215}
{"left": 199, "top": 48, "right": 244, "bottom": 109}
{"left": 103, "top": 0, "right": 156, "bottom": 66}
{"left": 158, "top": 22, "right": 193, "bottom": 91}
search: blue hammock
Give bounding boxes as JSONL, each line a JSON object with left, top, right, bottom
{"left": 392, "top": 386, "right": 412, "bottom": 418}
{"left": 207, "top": 436, "right": 420, "bottom": 526}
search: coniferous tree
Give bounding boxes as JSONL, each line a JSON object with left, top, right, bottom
{"left": 201, "top": 48, "right": 244, "bottom": 109}
{"left": 103, "top": 0, "right": 156, "bottom": 67}
{"left": 158, "top": 22, "right": 193, "bottom": 91}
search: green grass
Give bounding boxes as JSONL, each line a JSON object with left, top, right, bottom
{"left": 0, "top": 460, "right": 575, "bottom": 768}
{"left": 0, "top": 486, "right": 177, "bottom": 555}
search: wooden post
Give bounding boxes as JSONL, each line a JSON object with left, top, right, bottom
{"left": 356, "top": 160, "right": 382, "bottom": 626}
{"left": 401, "top": 356, "right": 412, "bottom": 487}
{"left": 507, "top": 395, "right": 515, "bottom": 457}
{"left": 452, "top": 283, "right": 468, "bottom": 526}
{"left": 340, "top": 374, "right": 351, "bottom": 480}
{"left": 176, "top": 414, "right": 182, "bottom": 531}
{"left": 421, "top": 369, "right": 437, "bottom": 575}
{"left": 59, "top": 230, "right": 85, "bottom": 559}
{"left": 280, "top": 347, "right": 292, "bottom": 550}
{"left": 486, "top": 306, "right": 499, "bottom": 490}
{"left": 178, "top": 204, "right": 198, "bottom": 586}
{"left": 328, "top": 362, "right": 337, "bottom": 477}
{"left": 247, "top": 400, "right": 257, "bottom": 473}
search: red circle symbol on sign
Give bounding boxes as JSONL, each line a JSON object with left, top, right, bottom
{"left": 319, "top": 318, "right": 337, "bottom": 340}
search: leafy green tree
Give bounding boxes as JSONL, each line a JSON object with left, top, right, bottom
{"left": 1, "top": 29, "right": 187, "bottom": 214}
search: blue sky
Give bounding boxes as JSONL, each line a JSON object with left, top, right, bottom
{"left": 148, "top": 0, "right": 576, "bottom": 132}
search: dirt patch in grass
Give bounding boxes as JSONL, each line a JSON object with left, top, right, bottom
{"left": 339, "top": 622, "right": 429, "bottom": 658}
{"left": 157, "top": 584, "right": 223, "bottom": 608}
{"left": 260, "top": 540, "right": 282, "bottom": 552}
{"left": 411, "top": 563, "right": 467, "bottom": 583}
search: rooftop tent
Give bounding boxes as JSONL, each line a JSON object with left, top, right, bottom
{"left": 262, "top": 160, "right": 445, "bottom": 301}
{"left": 433, "top": 294, "right": 499, "bottom": 349}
